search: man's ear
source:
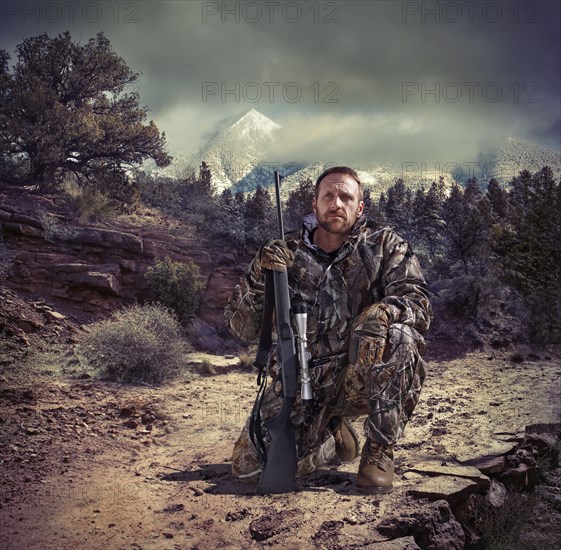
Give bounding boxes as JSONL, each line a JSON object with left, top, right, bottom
{"left": 312, "top": 197, "right": 317, "bottom": 215}
{"left": 358, "top": 200, "right": 364, "bottom": 216}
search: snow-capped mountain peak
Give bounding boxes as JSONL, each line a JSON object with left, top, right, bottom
{"left": 230, "top": 108, "right": 281, "bottom": 134}
{"left": 194, "top": 109, "right": 282, "bottom": 193}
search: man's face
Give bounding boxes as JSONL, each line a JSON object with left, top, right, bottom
{"left": 312, "top": 173, "right": 364, "bottom": 235}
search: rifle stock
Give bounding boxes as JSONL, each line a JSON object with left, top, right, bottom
{"left": 256, "top": 171, "right": 298, "bottom": 494}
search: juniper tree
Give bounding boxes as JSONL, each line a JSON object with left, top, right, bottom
{"left": 0, "top": 31, "right": 170, "bottom": 199}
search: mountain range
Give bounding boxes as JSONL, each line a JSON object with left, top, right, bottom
{"left": 152, "top": 109, "right": 561, "bottom": 197}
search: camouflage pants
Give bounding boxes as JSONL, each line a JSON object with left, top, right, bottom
{"left": 231, "top": 323, "right": 427, "bottom": 479}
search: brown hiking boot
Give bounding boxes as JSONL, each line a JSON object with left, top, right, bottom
{"left": 356, "top": 439, "right": 394, "bottom": 493}
{"left": 330, "top": 417, "right": 360, "bottom": 462}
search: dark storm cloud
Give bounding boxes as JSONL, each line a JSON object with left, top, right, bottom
{"left": 1, "top": 0, "right": 559, "bottom": 165}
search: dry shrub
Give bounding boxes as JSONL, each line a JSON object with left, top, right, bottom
{"left": 238, "top": 352, "right": 254, "bottom": 370}
{"left": 465, "top": 491, "right": 538, "bottom": 549}
{"left": 80, "top": 303, "right": 189, "bottom": 384}
{"left": 70, "top": 187, "right": 117, "bottom": 222}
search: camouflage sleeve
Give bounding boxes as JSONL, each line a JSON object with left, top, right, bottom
{"left": 378, "top": 230, "right": 432, "bottom": 334}
{"left": 223, "top": 253, "right": 266, "bottom": 342}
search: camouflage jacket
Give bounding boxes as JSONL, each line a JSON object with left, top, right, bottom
{"left": 224, "top": 214, "right": 432, "bottom": 361}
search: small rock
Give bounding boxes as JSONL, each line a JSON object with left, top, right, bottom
{"left": 484, "top": 479, "right": 507, "bottom": 508}
{"left": 225, "top": 508, "right": 251, "bottom": 522}
{"left": 162, "top": 503, "right": 184, "bottom": 513}
{"left": 119, "top": 407, "right": 135, "bottom": 418}
{"left": 525, "top": 432, "right": 558, "bottom": 455}
{"left": 46, "top": 310, "right": 65, "bottom": 321}
{"left": 499, "top": 464, "right": 535, "bottom": 489}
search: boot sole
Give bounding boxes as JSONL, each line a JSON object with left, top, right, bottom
{"left": 356, "top": 483, "right": 393, "bottom": 494}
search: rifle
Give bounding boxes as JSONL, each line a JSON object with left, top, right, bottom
{"left": 254, "top": 171, "right": 313, "bottom": 494}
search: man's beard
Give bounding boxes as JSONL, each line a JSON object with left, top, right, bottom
{"left": 317, "top": 212, "right": 356, "bottom": 235}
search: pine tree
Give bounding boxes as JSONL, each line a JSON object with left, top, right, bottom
{"left": 486, "top": 178, "right": 509, "bottom": 220}
{"left": 285, "top": 177, "right": 314, "bottom": 230}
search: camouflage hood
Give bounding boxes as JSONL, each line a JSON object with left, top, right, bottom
{"left": 300, "top": 213, "right": 367, "bottom": 257}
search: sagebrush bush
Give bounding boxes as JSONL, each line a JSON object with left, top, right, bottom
{"left": 80, "top": 303, "right": 189, "bottom": 384}
{"left": 145, "top": 257, "right": 205, "bottom": 322}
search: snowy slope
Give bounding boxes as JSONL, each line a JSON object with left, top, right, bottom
{"left": 486, "top": 136, "right": 561, "bottom": 185}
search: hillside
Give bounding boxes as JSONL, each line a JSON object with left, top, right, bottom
{"left": 488, "top": 136, "right": 561, "bottom": 185}
{"left": 0, "top": 185, "right": 246, "bottom": 352}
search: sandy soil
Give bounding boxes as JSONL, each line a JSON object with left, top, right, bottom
{"left": 1, "top": 347, "right": 560, "bottom": 550}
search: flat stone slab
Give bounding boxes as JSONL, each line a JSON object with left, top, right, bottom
{"left": 370, "top": 537, "right": 421, "bottom": 549}
{"left": 463, "top": 455, "right": 506, "bottom": 476}
{"left": 184, "top": 353, "right": 241, "bottom": 368}
{"left": 407, "top": 475, "right": 479, "bottom": 506}
{"left": 452, "top": 439, "right": 517, "bottom": 464}
{"left": 405, "top": 461, "right": 490, "bottom": 489}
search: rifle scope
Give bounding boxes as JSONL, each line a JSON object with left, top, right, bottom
{"left": 293, "top": 303, "right": 313, "bottom": 406}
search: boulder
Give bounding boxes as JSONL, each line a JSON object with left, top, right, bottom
{"left": 499, "top": 463, "right": 539, "bottom": 489}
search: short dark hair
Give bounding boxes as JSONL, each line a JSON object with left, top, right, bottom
{"left": 315, "top": 166, "right": 363, "bottom": 201}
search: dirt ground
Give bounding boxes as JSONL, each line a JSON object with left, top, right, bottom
{"left": 1, "top": 339, "right": 560, "bottom": 550}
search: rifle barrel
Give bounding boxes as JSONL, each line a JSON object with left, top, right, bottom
{"left": 274, "top": 170, "right": 284, "bottom": 240}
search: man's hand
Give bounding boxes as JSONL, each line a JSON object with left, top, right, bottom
{"left": 349, "top": 303, "right": 395, "bottom": 365}
{"left": 259, "top": 239, "right": 295, "bottom": 272}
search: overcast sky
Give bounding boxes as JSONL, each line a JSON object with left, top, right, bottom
{"left": 1, "top": 0, "right": 560, "bottom": 174}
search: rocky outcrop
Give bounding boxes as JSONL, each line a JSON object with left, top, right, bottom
{"left": 396, "top": 423, "right": 561, "bottom": 548}
{"left": 0, "top": 203, "right": 245, "bottom": 325}
{"left": 377, "top": 500, "right": 465, "bottom": 550}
